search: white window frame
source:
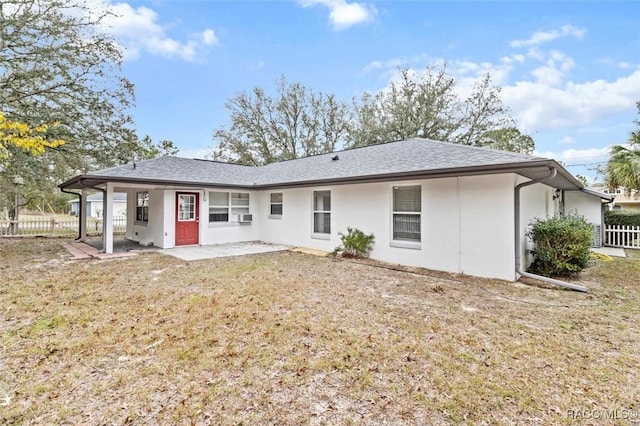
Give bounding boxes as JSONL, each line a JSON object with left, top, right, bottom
{"left": 390, "top": 185, "right": 421, "bottom": 249}
{"left": 312, "top": 190, "right": 331, "bottom": 239}
{"left": 208, "top": 191, "right": 250, "bottom": 224}
{"left": 136, "top": 191, "right": 149, "bottom": 224}
{"left": 269, "top": 192, "right": 283, "bottom": 219}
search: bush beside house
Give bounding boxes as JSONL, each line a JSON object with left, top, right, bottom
{"left": 333, "top": 227, "right": 375, "bottom": 258}
{"left": 527, "top": 213, "right": 593, "bottom": 277}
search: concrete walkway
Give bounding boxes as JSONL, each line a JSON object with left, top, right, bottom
{"left": 160, "top": 241, "right": 290, "bottom": 261}
{"left": 591, "top": 247, "right": 626, "bottom": 258}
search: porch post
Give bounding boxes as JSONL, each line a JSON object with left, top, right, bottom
{"left": 104, "top": 183, "right": 114, "bottom": 254}
{"left": 79, "top": 189, "right": 88, "bottom": 241}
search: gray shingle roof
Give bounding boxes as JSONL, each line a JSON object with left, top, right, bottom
{"left": 62, "top": 138, "right": 570, "bottom": 189}
{"left": 259, "top": 138, "right": 543, "bottom": 185}
{"left": 85, "top": 156, "right": 257, "bottom": 186}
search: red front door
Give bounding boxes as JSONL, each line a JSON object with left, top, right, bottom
{"left": 175, "top": 192, "right": 199, "bottom": 246}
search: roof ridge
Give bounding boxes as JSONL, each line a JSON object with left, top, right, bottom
{"left": 189, "top": 157, "right": 256, "bottom": 167}
{"left": 259, "top": 138, "right": 414, "bottom": 166}
{"left": 418, "top": 138, "right": 542, "bottom": 160}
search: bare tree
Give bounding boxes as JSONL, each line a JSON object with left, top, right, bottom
{"left": 211, "top": 76, "right": 352, "bottom": 165}
{"left": 348, "top": 64, "right": 531, "bottom": 153}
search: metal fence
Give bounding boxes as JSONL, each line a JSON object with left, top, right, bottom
{"left": 604, "top": 225, "right": 640, "bottom": 249}
{"left": 0, "top": 217, "right": 127, "bottom": 237}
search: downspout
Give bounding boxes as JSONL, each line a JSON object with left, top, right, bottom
{"left": 514, "top": 167, "right": 590, "bottom": 293}
{"left": 60, "top": 188, "right": 82, "bottom": 240}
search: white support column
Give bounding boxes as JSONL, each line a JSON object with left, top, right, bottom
{"left": 80, "top": 189, "right": 88, "bottom": 241}
{"left": 104, "top": 183, "right": 114, "bottom": 254}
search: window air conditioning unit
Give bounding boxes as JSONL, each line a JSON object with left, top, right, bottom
{"left": 238, "top": 214, "right": 253, "bottom": 223}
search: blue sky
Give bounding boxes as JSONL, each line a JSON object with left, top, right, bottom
{"left": 98, "top": 0, "right": 640, "bottom": 183}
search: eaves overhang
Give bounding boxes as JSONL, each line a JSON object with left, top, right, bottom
{"left": 59, "top": 159, "right": 585, "bottom": 192}
{"left": 579, "top": 187, "right": 615, "bottom": 201}
{"left": 58, "top": 175, "right": 259, "bottom": 191}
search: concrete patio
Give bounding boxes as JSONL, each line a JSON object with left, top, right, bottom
{"left": 63, "top": 238, "right": 291, "bottom": 261}
{"left": 160, "top": 241, "right": 291, "bottom": 261}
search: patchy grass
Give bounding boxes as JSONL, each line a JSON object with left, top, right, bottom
{"left": 1, "top": 239, "right": 639, "bottom": 424}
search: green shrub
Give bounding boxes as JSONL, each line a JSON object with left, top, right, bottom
{"left": 333, "top": 227, "right": 375, "bottom": 258}
{"left": 604, "top": 210, "right": 640, "bottom": 227}
{"left": 527, "top": 213, "right": 593, "bottom": 277}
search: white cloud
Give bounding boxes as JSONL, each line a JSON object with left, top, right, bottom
{"left": 510, "top": 24, "right": 585, "bottom": 48}
{"left": 533, "top": 146, "right": 611, "bottom": 163}
{"left": 251, "top": 60, "right": 266, "bottom": 70}
{"left": 178, "top": 148, "right": 210, "bottom": 159}
{"left": 362, "top": 22, "right": 640, "bottom": 136}
{"left": 201, "top": 29, "right": 218, "bottom": 46}
{"left": 559, "top": 136, "right": 575, "bottom": 144}
{"left": 362, "top": 58, "right": 407, "bottom": 73}
{"left": 530, "top": 51, "right": 575, "bottom": 86}
{"left": 99, "top": 2, "right": 217, "bottom": 62}
{"left": 299, "top": 0, "right": 376, "bottom": 30}
{"left": 503, "top": 69, "right": 640, "bottom": 131}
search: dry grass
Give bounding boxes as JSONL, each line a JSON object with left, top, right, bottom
{"left": 1, "top": 239, "right": 639, "bottom": 425}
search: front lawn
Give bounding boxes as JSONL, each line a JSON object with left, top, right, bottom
{"left": 1, "top": 239, "right": 639, "bottom": 424}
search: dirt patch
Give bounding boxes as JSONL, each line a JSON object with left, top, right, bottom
{"left": 1, "top": 239, "right": 639, "bottom": 424}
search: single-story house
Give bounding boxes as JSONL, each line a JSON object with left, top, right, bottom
{"left": 69, "top": 192, "right": 127, "bottom": 218}
{"left": 59, "top": 138, "right": 612, "bottom": 282}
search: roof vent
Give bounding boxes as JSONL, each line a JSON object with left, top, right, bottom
{"left": 331, "top": 155, "right": 339, "bottom": 161}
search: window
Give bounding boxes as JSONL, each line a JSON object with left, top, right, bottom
{"left": 178, "top": 194, "right": 195, "bottom": 221}
{"left": 209, "top": 192, "right": 250, "bottom": 222}
{"left": 136, "top": 192, "right": 149, "bottom": 222}
{"left": 393, "top": 185, "right": 421, "bottom": 242}
{"left": 231, "top": 192, "right": 250, "bottom": 215}
{"left": 313, "top": 190, "right": 331, "bottom": 234}
{"left": 270, "top": 192, "right": 283, "bottom": 217}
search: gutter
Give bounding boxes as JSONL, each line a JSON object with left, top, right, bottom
{"left": 59, "top": 159, "right": 559, "bottom": 191}
{"left": 514, "top": 167, "right": 590, "bottom": 293}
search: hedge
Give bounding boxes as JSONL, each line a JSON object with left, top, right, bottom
{"left": 604, "top": 210, "right": 640, "bottom": 227}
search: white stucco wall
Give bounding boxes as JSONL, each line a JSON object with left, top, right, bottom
{"left": 109, "top": 173, "right": 605, "bottom": 282}
{"left": 459, "top": 175, "right": 516, "bottom": 279}
{"left": 198, "top": 189, "right": 260, "bottom": 246}
{"left": 256, "top": 174, "right": 518, "bottom": 281}
{"left": 564, "top": 191, "right": 603, "bottom": 225}
{"left": 129, "top": 188, "right": 262, "bottom": 249}
{"left": 126, "top": 188, "right": 165, "bottom": 247}
{"left": 518, "top": 181, "right": 555, "bottom": 271}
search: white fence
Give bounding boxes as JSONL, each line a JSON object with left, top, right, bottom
{"left": 604, "top": 225, "right": 640, "bottom": 249}
{"left": 0, "top": 217, "right": 127, "bottom": 237}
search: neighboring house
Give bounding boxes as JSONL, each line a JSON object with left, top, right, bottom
{"left": 59, "top": 138, "right": 612, "bottom": 282}
{"left": 588, "top": 184, "right": 640, "bottom": 212}
{"left": 69, "top": 192, "right": 127, "bottom": 218}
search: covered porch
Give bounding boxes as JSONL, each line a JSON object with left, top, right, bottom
{"left": 61, "top": 180, "right": 175, "bottom": 254}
